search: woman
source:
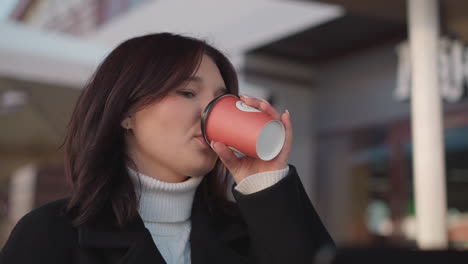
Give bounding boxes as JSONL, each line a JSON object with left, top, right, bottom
{"left": 0, "top": 33, "right": 333, "bottom": 264}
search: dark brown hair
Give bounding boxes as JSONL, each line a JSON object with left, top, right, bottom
{"left": 64, "top": 33, "right": 239, "bottom": 227}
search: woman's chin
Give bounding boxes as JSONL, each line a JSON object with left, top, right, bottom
{"left": 188, "top": 159, "right": 217, "bottom": 177}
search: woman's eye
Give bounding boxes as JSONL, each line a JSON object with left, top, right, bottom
{"left": 178, "top": 91, "right": 195, "bottom": 98}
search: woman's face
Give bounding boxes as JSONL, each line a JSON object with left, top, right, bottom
{"left": 123, "top": 55, "right": 228, "bottom": 182}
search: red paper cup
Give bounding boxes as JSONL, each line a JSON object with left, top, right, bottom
{"left": 201, "top": 94, "right": 285, "bottom": 161}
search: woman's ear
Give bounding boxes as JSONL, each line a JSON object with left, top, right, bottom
{"left": 121, "top": 116, "right": 133, "bottom": 130}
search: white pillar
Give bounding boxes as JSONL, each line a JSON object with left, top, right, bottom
{"left": 8, "top": 164, "right": 37, "bottom": 224}
{"left": 407, "top": 0, "right": 448, "bottom": 249}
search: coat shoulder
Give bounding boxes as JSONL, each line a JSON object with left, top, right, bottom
{"left": 1, "top": 198, "right": 77, "bottom": 263}
{"left": 12, "top": 198, "right": 72, "bottom": 233}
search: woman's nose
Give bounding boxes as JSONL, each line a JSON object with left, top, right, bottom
{"left": 199, "top": 97, "right": 214, "bottom": 118}
{"left": 200, "top": 93, "right": 221, "bottom": 117}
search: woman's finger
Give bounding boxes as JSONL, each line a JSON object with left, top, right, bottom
{"left": 239, "top": 95, "right": 281, "bottom": 120}
{"left": 211, "top": 141, "right": 239, "bottom": 173}
{"left": 277, "top": 109, "right": 293, "bottom": 161}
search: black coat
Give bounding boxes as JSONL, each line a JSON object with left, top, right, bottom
{"left": 0, "top": 165, "right": 333, "bottom": 264}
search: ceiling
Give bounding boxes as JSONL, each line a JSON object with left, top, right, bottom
{"left": 86, "top": 0, "right": 343, "bottom": 68}
{"left": 247, "top": 0, "right": 468, "bottom": 69}
{"left": 249, "top": 14, "right": 406, "bottom": 65}
{"left": 0, "top": 77, "right": 80, "bottom": 153}
{"left": 313, "top": 0, "right": 468, "bottom": 41}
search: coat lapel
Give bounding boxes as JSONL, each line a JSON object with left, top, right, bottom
{"left": 77, "top": 208, "right": 166, "bottom": 264}
{"left": 190, "top": 182, "right": 252, "bottom": 264}
{"left": 118, "top": 230, "right": 166, "bottom": 264}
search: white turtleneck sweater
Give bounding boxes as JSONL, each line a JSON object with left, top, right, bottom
{"left": 128, "top": 167, "right": 289, "bottom": 264}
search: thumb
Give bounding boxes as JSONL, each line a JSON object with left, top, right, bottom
{"left": 211, "top": 141, "right": 239, "bottom": 172}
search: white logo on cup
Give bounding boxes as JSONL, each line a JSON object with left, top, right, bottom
{"left": 235, "top": 101, "right": 261, "bottom": 113}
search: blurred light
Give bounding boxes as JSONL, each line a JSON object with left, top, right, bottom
{"left": 0, "top": 89, "right": 28, "bottom": 114}
{"left": 366, "top": 200, "right": 392, "bottom": 236}
{"left": 0, "top": 0, "right": 18, "bottom": 21}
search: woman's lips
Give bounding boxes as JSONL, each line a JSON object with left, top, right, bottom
{"left": 195, "top": 135, "right": 208, "bottom": 146}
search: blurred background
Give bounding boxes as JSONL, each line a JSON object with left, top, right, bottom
{"left": 1, "top": 0, "right": 468, "bottom": 250}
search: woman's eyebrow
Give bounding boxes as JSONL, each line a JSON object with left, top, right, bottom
{"left": 188, "top": 76, "right": 203, "bottom": 83}
{"left": 188, "top": 76, "right": 227, "bottom": 94}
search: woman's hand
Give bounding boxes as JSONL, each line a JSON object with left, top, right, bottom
{"left": 210, "top": 95, "right": 293, "bottom": 184}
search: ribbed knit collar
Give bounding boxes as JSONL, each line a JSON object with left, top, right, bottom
{"left": 128, "top": 168, "right": 204, "bottom": 223}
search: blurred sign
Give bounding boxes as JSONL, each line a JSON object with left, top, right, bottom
{"left": 395, "top": 37, "right": 467, "bottom": 103}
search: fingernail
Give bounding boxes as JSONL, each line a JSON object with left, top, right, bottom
{"left": 240, "top": 94, "right": 250, "bottom": 99}
{"left": 286, "top": 109, "right": 290, "bottom": 115}
{"left": 261, "top": 99, "right": 270, "bottom": 104}
{"left": 210, "top": 141, "right": 215, "bottom": 148}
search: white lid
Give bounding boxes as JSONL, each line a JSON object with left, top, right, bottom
{"left": 256, "top": 120, "right": 286, "bottom": 161}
